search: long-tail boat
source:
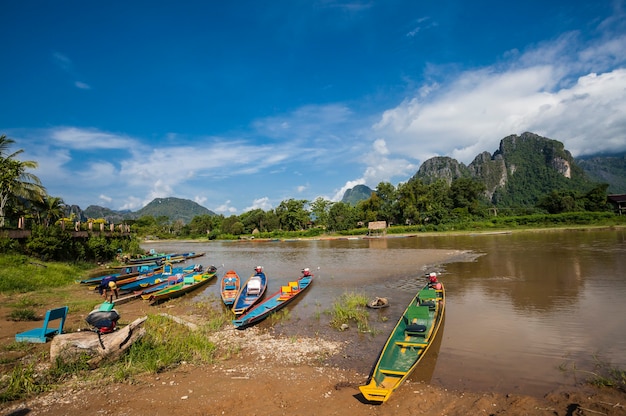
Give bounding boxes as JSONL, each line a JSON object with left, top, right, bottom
{"left": 359, "top": 275, "right": 445, "bottom": 403}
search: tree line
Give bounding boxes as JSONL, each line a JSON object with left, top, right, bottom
{"left": 134, "top": 178, "right": 613, "bottom": 240}
{"left": 0, "top": 134, "right": 618, "bottom": 260}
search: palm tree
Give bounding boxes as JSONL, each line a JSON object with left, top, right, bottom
{"left": 0, "top": 134, "right": 46, "bottom": 227}
{"left": 33, "top": 195, "right": 66, "bottom": 227}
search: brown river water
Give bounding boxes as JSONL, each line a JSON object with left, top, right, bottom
{"left": 143, "top": 228, "right": 626, "bottom": 397}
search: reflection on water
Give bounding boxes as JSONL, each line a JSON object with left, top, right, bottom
{"left": 144, "top": 229, "right": 626, "bottom": 397}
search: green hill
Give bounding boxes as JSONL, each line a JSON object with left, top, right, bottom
{"left": 413, "top": 132, "right": 601, "bottom": 207}
{"left": 134, "top": 197, "right": 215, "bottom": 224}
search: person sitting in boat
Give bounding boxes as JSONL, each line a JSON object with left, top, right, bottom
{"left": 428, "top": 272, "right": 442, "bottom": 290}
{"left": 98, "top": 275, "right": 119, "bottom": 302}
{"left": 301, "top": 267, "right": 312, "bottom": 277}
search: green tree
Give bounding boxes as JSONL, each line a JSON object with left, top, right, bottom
{"left": 222, "top": 215, "right": 244, "bottom": 235}
{"left": 356, "top": 193, "right": 382, "bottom": 224}
{"left": 449, "top": 178, "right": 487, "bottom": 215}
{"left": 583, "top": 183, "right": 611, "bottom": 212}
{"left": 33, "top": 196, "right": 66, "bottom": 227}
{"left": 396, "top": 180, "right": 424, "bottom": 225}
{"left": 187, "top": 214, "right": 216, "bottom": 237}
{"left": 419, "top": 179, "right": 452, "bottom": 225}
{"left": 537, "top": 190, "right": 580, "bottom": 214}
{"left": 275, "top": 199, "right": 310, "bottom": 231}
{"left": 239, "top": 209, "right": 269, "bottom": 233}
{"left": 374, "top": 182, "right": 399, "bottom": 225}
{"left": 310, "top": 197, "right": 332, "bottom": 229}
{"left": 0, "top": 135, "right": 46, "bottom": 227}
{"left": 327, "top": 202, "right": 355, "bottom": 231}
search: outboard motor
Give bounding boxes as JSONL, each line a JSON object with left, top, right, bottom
{"left": 86, "top": 303, "right": 121, "bottom": 334}
{"left": 86, "top": 303, "right": 121, "bottom": 349}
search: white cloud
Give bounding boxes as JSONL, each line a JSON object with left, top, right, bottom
{"left": 244, "top": 197, "right": 273, "bottom": 212}
{"left": 214, "top": 200, "right": 238, "bottom": 214}
{"left": 99, "top": 194, "right": 112, "bottom": 203}
{"left": 194, "top": 196, "right": 207, "bottom": 206}
{"left": 75, "top": 81, "right": 91, "bottom": 90}
{"left": 371, "top": 37, "right": 626, "bottom": 165}
{"left": 51, "top": 127, "right": 137, "bottom": 150}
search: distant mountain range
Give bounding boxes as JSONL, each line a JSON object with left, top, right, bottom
{"left": 66, "top": 132, "right": 625, "bottom": 223}
{"left": 66, "top": 197, "right": 215, "bottom": 225}
{"left": 342, "top": 132, "right": 626, "bottom": 206}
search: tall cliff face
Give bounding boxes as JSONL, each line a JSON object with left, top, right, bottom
{"left": 467, "top": 151, "right": 507, "bottom": 200}
{"left": 413, "top": 132, "right": 595, "bottom": 206}
{"left": 415, "top": 156, "right": 469, "bottom": 184}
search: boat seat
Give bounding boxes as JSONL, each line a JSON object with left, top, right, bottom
{"left": 289, "top": 281, "right": 299, "bottom": 291}
{"left": 15, "top": 306, "right": 69, "bottom": 343}
{"left": 277, "top": 285, "right": 293, "bottom": 300}
{"left": 406, "top": 305, "right": 430, "bottom": 322}
{"left": 418, "top": 288, "right": 438, "bottom": 300}
{"left": 405, "top": 306, "right": 430, "bottom": 337}
{"left": 395, "top": 340, "right": 427, "bottom": 348}
{"left": 184, "top": 276, "right": 195, "bottom": 285}
{"left": 405, "top": 324, "right": 427, "bottom": 336}
{"left": 247, "top": 277, "right": 262, "bottom": 295}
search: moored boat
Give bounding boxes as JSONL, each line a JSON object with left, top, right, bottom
{"left": 78, "top": 263, "right": 162, "bottom": 285}
{"left": 144, "top": 265, "right": 218, "bottom": 303}
{"left": 220, "top": 270, "right": 241, "bottom": 306}
{"left": 231, "top": 267, "right": 268, "bottom": 316}
{"left": 232, "top": 269, "right": 314, "bottom": 329}
{"left": 118, "top": 264, "right": 201, "bottom": 293}
{"left": 359, "top": 275, "right": 445, "bottom": 403}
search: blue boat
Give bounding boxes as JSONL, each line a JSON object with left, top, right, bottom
{"left": 220, "top": 270, "right": 241, "bottom": 306}
{"left": 231, "top": 267, "right": 268, "bottom": 316}
{"left": 79, "top": 263, "right": 162, "bottom": 285}
{"left": 118, "top": 264, "right": 200, "bottom": 292}
{"left": 232, "top": 270, "right": 314, "bottom": 328}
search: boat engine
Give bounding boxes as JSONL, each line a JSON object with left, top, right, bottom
{"left": 86, "top": 307, "right": 121, "bottom": 334}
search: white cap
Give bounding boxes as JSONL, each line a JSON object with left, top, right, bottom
{"left": 255, "top": 266, "right": 262, "bottom": 269}
{"left": 429, "top": 272, "right": 437, "bottom": 277}
{"left": 303, "top": 268, "right": 310, "bottom": 272}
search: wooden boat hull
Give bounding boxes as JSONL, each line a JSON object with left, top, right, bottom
{"left": 145, "top": 268, "right": 217, "bottom": 303}
{"left": 231, "top": 273, "right": 268, "bottom": 316}
{"left": 220, "top": 270, "right": 240, "bottom": 306}
{"left": 232, "top": 274, "right": 313, "bottom": 328}
{"left": 118, "top": 264, "right": 199, "bottom": 293}
{"left": 78, "top": 263, "right": 161, "bottom": 285}
{"left": 359, "top": 281, "right": 445, "bottom": 403}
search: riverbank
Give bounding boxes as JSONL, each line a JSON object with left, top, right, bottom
{"left": 2, "top": 274, "right": 625, "bottom": 415}
{"left": 141, "top": 224, "right": 626, "bottom": 244}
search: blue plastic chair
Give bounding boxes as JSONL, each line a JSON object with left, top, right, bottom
{"left": 15, "top": 306, "right": 69, "bottom": 343}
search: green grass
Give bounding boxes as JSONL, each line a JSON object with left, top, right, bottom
{"left": 0, "top": 254, "right": 92, "bottom": 293}
{"left": 559, "top": 355, "right": 626, "bottom": 393}
{"left": 7, "top": 308, "right": 37, "bottom": 321}
{"left": 269, "top": 308, "right": 291, "bottom": 325}
{"left": 327, "top": 292, "right": 371, "bottom": 332}
{"left": 0, "top": 312, "right": 223, "bottom": 402}
{"left": 113, "top": 314, "right": 219, "bottom": 377}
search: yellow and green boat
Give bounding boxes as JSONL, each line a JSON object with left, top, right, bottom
{"left": 359, "top": 279, "right": 445, "bottom": 403}
{"left": 144, "top": 265, "right": 217, "bottom": 303}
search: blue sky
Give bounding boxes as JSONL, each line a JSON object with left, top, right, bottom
{"left": 1, "top": 1, "right": 625, "bottom": 215}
